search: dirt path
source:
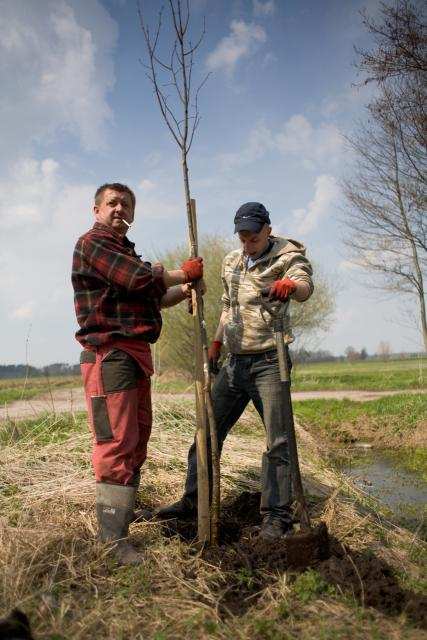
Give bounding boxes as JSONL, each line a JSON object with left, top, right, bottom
{"left": 1, "top": 386, "right": 424, "bottom": 422}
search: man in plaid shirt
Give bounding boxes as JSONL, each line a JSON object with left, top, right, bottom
{"left": 72, "top": 182, "right": 203, "bottom": 565}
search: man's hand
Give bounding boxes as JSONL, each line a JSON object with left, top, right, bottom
{"left": 208, "top": 340, "right": 222, "bottom": 374}
{"left": 269, "top": 278, "right": 298, "bottom": 301}
{"left": 152, "top": 262, "right": 164, "bottom": 279}
{"left": 181, "top": 279, "right": 207, "bottom": 298}
{"left": 184, "top": 279, "right": 207, "bottom": 314}
{"left": 181, "top": 257, "right": 203, "bottom": 283}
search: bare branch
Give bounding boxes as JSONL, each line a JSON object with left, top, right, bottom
{"left": 343, "top": 0, "right": 427, "bottom": 350}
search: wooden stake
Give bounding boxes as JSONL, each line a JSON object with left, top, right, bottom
{"left": 189, "top": 200, "right": 210, "bottom": 543}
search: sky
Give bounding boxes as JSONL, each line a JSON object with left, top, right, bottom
{"left": 0, "top": 0, "right": 424, "bottom": 367}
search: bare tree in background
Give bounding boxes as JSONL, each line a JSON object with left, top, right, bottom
{"left": 290, "top": 263, "right": 335, "bottom": 343}
{"left": 377, "top": 340, "right": 392, "bottom": 359}
{"left": 138, "top": 1, "right": 219, "bottom": 544}
{"left": 157, "top": 238, "right": 336, "bottom": 374}
{"left": 343, "top": 1, "right": 426, "bottom": 350}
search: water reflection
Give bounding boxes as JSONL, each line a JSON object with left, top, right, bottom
{"left": 331, "top": 447, "right": 427, "bottom": 535}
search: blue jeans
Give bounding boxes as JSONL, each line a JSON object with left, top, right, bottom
{"left": 183, "top": 349, "right": 293, "bottom": 523}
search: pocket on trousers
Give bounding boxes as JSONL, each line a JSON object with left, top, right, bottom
{"left": 91, "top": 395, "right": 114, "bottom": 441}
{"left": 101, "top": 349, "right": 139, "bottom": 393}
{"left": 80, "top": 349, "right": 96, "bottom": 364}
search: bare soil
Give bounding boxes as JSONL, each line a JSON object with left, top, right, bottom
{"left": 1, "top": 386, "right": 423, "bottom": 422}
{"left": 154, "top": 490, "right": 427, "bottom": 627}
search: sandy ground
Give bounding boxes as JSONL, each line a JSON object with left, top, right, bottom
{"left": 1, "top": 386, "right": 424, "bottom": 422}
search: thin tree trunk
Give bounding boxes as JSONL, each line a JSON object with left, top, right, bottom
{"left": 392, "top": 138, "right": 427, "bottom": 351}
{"left": 139, "top": 0, "right": 220, "bottom": 542}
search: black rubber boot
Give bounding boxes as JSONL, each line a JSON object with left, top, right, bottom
{"left": 155, "top": 496, "right": 197, "bottom": 520}
{"left": 96, "top": 483, "right": 142, "bottom": 565}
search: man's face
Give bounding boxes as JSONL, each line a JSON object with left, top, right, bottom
{"left": 238, "top": 224, "right": 271, "bottom": 258}
{"left": 93, "top": 188, "right": 134, "bottom": 235}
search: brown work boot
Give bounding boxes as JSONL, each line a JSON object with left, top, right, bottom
{"left": 132, "top": 507, "right": 154, "bottom": 523}
{"left": 259, "top": 515, "right": 293, "bottom": 541}
{"left": 96, "top": 483, "right": 143, "bottom": 566}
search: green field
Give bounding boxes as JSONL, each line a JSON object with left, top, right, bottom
{"left": 291, "top": 357, "right": 426, "bottom": 391}
{"left": 0, "top": 357, "right": 425, "bottom": 405}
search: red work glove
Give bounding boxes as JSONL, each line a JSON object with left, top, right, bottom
{"left": 181, "top": 257, "right": 203, "bottom": 283}
{"left": 269, "top": 278, "right": 298, "bottom": 301}
{"left": 208, "top": 340, "right": 222, "bottom": 373}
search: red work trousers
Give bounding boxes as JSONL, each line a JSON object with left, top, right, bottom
{"left": 80, "top": 346, "right": 152, "bottom": 485}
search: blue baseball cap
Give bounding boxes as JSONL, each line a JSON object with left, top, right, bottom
{"left": 234, "top": 202, "right": 271, "bottom": 233}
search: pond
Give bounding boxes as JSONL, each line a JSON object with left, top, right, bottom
{"left": 330, "top": 445, "right": 427, "bottom": 535}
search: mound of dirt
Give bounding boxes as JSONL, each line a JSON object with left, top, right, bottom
{"left": 152, "top": 490, "right": 427, "bottom": 626}
{"left": 318, "top": 539, "right": 427, "bottom": 627}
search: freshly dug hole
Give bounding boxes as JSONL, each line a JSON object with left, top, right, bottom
{"left": 152, "top": 490, "right": 427, "bottom": 625}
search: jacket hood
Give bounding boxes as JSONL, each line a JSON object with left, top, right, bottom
{"left": 246, "top": 236, "right": 307, "bottom": 266}
{"left": 224, "top": 235, "right": 307, "bottom": 269}
{"left": 269, "top": 236, "right": 307, "bottom": 258}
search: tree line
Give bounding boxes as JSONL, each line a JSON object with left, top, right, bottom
{"left": 0, "top": 363, "right": 80, "bottom": 379}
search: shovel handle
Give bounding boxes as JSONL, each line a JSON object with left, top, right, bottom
{"left": 275, "top": 328, "right": 290, "bottom": 383}
{"left": 260, "top": 291, "right": 311, "bottom": 529}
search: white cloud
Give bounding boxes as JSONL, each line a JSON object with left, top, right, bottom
{"left": 206, "top": 20, "right": 266, "bottom": 74}
{"left": 292, "top": 175, "right": 340, "bottom": 235}
{"left": 275, "top": 115, "right": 343, "bottom": 168}
{"left": 320, "top": 85, "right": 374, "bottom": 118}
{"left": 11, "top": 302, "right": 35, "bottom": 320}
{"left": 253, "top": 1, "right": 275, "bottom": 17}
{"left": 0, "top": 0, "right": 117, "bottom": 160}
{"left": 138, "top": 179, "right": 156, "bottom": 191}
{"left": 0, "top": 157, "right": 60, "bottom": 228}
{"left": 136, "top": 196, "right": 181, "bottom": 220}
{"left": 52, "top": 182, "right": 97, "bottom": 236}
{"left": 217, "top": 121, "right": 273, "bottom": 170}
{"left": 216, "top": 115, "right": 343, "bottom": 172}
{"left": 0, "top": 167, "right": 97, "bottom": 363}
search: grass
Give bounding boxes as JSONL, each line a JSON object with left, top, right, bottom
{"left": 291, "top": 357, "right": 426, "bottom": 391}
{"left": 0, "top": 399, "right": 426, "bottom": 639}
{"left": 0, "top": 411, "right": 86, "bottom": 446}
{"left": 293, "top": 393, "right": 427, "bottom": 450}
{"left": 0, "top": 357, "right": 425, "bottom": 407}
{"left": 0, "top": 375, "right": 81, "bottom": 404}
{"left": 291, "top": 569, "right": 336, "bottom": 603}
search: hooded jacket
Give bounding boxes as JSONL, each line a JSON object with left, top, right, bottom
{"left": 221, "top": 236, "right": 313, "bottom": 353}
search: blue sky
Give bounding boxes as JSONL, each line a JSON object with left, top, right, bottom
{"left": 0, "top": 0, "right": 423, "bottom": 366}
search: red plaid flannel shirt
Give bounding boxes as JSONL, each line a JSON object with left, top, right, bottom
{"left": 72, "top": 223, "right": 166, "bottom": 347}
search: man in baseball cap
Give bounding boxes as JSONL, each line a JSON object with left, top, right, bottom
{"left": 157, "top": 201, "right": 313, "bottom": 541}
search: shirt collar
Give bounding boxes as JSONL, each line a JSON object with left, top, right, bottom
{"left": 92, "top": 222, "right": 135, "bottom": 249}
{"left": 244, "top": 238, "right": 274, "bottom": 266}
